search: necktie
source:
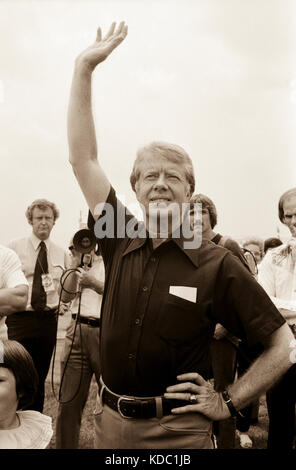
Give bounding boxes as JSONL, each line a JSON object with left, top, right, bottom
{"left": 31, "top": 241, "right": 48, "bottom": 311}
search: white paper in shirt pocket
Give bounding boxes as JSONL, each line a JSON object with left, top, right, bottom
{"left": 169, "top": 286, "right": 197, "bottom": 303}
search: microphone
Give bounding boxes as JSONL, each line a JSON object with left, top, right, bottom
{"left": 81, "top": 253, "right": 92, "bottom": 270}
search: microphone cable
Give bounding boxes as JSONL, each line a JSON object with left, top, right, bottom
{"left": 51, "top": 268, "right": 85, "bottom": 404}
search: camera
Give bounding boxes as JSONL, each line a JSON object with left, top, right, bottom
{"left": 72, "top": 229, "right": 97, "bottom": 268}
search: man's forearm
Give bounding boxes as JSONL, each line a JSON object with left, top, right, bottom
{"left": 0, "top": 286, "right": 28, "bottom": 314}
{"left": 227, "top": 323, "right": 294, "bottom": 410}
{"left": 68, "top": 62, "right": 97, "bottom": 167}
{"left": 90, "top": 279, "right": 104, "bottom": 295}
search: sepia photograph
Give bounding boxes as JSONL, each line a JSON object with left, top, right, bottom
{"left": 0, "top": 0, "right": 295, "bottom": 458}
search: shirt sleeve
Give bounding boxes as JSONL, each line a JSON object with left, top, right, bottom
{"left": 2, "top": 248, "right": 28, "bottom": 288}
{"left": 90, "top": 186, "right": 138, "bottom": 268}
{"left": 213, "top": 252, "right": 286, "bottom": 346}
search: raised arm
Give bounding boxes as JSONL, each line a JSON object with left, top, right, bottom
{"left": 68, "top": 22, "right": 128, "bottom": 216}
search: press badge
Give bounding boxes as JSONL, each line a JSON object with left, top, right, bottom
{"left": 41, "top": 274, "right": 55, "bottom": 293}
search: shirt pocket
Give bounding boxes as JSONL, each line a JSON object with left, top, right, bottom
{"left": 156, "top": 292, "right": 200, "bottom": 345}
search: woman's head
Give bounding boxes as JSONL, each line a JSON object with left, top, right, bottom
{"left": 0, "top": 339, "right": 38, "bottom": 410}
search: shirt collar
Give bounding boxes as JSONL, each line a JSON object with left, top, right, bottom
{"left": 170, "top": 231, "right": 200, "bottom": 268}
{"left": 30, "top": 233, "right": 50, "bottom": 251}
{"left": 122, "top": 222, "right": 149, "bottom": 257}
{"left": 122, "top": 222, "right": 200, "bottom": 267}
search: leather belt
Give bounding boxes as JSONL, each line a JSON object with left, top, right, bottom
{"left": 102, "top": 387, "right": 188, "bottom": 419}
{"left": 72, "top": 314, "right": 100, "bottom": 328}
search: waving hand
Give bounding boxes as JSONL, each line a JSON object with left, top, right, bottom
{"left": 77, "top": 21, "right": 128, "bottom": 71}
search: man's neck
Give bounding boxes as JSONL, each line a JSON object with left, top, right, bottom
{"left": 203, "top": 229, "right": 216, "bottom": 240}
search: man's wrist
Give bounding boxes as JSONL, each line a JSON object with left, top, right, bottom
{"left": 75, "top": 56, "right": 95, "bottom": 75}
{"left": 221, "top": 389, "right": 242, "bottom": 418}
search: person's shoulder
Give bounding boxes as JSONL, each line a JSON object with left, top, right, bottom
{"left": 0, "top": 244, "right": 13, "bottom": 255}
{"left": 262, "top": 243, "right": 287, "bottom": 265}
{"left": 223, "top": 237, "right": 241, "bottom": 251}
{"left": 18, "top": 410, "right": 52, "bottom": 424}
{"left": 48, "top": 239, "right": 67, "bottom": 254}
{"left": 8, "top": 236, "right": 29, "bottom": 246}
{"left": 0, "top": 245, "right": 21, "bottom": 263}
{"left": 17, "top": 410, "right": 53, "bottom": 449}
{"left": 199, "top": 239, "right": 230, "bottom": 258}
{"left": 7, "top": 236, "right": 30, "bottom": 252}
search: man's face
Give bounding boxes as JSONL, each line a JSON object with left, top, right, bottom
{"left": 189, "top": 205, "right": 212, "bottom": 237}
{"left": 283, "top": 194, "right": 296, "bottom": 238}
{"left": 134, "top": 153, "right": 191, "bottom": 234}
{"left": 31, "top": 207, "right": 55, "bottom": 240}
{"left": 135, "top": 153, "right": 191, "bottom": 209}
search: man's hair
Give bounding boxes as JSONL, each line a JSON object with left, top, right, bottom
{"left": 130, "top": 141, "right": 195, "bottom": 196}
{"left": 190, "top": 193, "right": 218, "bottom": 229}
{"left": 278, "top": 187, "right": 296, "bottom": 223}
{"left": 242, "top": 237, "right": 264, "bottom": 254}
{"left": 263, "top": 237, "right": 283, "bottom": 253}
{"left": 0, "top": 339, "right": 38, "bottom": 410}
{"left": 25, "top": 199, "right": 59, "bottom": 224}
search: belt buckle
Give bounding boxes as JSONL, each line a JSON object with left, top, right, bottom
{"left": 117, "top": 396, "right": 136, "bottom": 419}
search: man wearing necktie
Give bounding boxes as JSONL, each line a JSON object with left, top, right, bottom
{"left": 6, "top": 199, "right": 69, "bottom": 412}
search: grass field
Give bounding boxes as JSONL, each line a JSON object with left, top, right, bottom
{"left": 44, "top": 336, "right": 269, "bottom": 449}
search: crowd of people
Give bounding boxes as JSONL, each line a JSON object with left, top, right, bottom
{"left": 1, "top": 22, "right": 296, "bottom": 450}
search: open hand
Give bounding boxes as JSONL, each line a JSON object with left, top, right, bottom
{"left": 164, "top": 372, "right": 230, "bottom": 421}
{"left": 76, "top": 21, "right": 128, "bottom": 72}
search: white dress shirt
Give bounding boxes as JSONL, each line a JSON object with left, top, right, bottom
{"left": 0, "top": 245, "right": 28, "bottom": 339}
{"left": 71, "top": 255, "right": 105, "bottom": 319}
{"left": 258, "top": 241, "right": 296, "bottom": 325}
{"left": 8, "top": 234, "right": 69, "bottom": 311}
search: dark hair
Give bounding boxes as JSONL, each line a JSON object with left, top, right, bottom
{"left": 278, "top": 187, "right": 296, "bottom": 223}
{"left": 130, "top": 141, "right": 195, "bottom": 196}
{"left": 0, "top": 339, "right": 38, "bottom": 410}
{"left": 263, "top": 237, "right": 283, "bottom": 253}
{"left": 190, "top": 193, "right": 218, "bottom": 229}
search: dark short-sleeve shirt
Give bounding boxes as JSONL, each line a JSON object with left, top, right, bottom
{"left": 211, "top": 233, "right": 250, "bottom": 271}
{"left": 93, "top": 188, "right": 285, "bottom": 397}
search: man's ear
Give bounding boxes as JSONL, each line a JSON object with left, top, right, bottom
{"left": 134, "top": 181, "right": 139, "bottom": 196}
{"left": 185, "top": 185, "right": 192, "bottom": 200}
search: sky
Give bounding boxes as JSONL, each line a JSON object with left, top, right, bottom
{"left": 0, "top": 0, "right": 296, "bottom": 248}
